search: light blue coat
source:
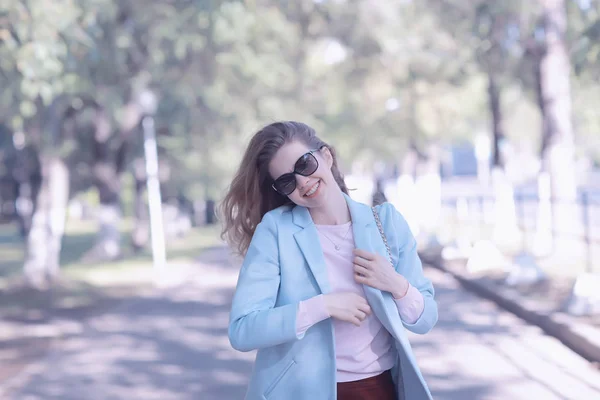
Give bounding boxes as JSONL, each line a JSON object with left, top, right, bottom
{"left": 229, "top": 194, "right": 438, "bottom": 399}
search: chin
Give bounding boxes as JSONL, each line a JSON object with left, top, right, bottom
{"left": 302, "top": 189, "right": 329, "bottom": 208}
{"left": 292, "top": 178, "right": 335, "bottom": 207}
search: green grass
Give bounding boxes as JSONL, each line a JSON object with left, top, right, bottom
{"left": 63, "top": 222, "right": 224, "bottom": 286}
{"left": 0, "top": 224, "right": 24, "bottom": 281}
{"left": 0, "top": 219, "right": 224, "bottom": 316}
{"left": 1, "top": 220, "right": 223, "bottom": 281}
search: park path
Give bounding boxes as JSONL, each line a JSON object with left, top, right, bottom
{"left": 4, "top": 246, "right": 600, "bottom": 400}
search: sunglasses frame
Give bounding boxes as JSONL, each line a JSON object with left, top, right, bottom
{"left": 271, "top": 147, "right": 323, "bottom": 195}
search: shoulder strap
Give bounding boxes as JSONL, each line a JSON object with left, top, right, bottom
{"left": 371, "top": 206, "right": 393, "bottom": 264}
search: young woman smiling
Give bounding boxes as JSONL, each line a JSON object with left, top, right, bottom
{"left": 220, "top": 121, "right": 438, "bottom": 400}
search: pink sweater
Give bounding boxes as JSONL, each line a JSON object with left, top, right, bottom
{"left": 296, "top": 222, "right": 424, "bottom": 383}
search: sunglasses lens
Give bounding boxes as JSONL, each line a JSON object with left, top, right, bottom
{"left": 295, "top": 153, "right": 318, "bottom": 176}
{"left": 274, "top": 175, "right": 296, "bottom": 195}
{"left": 272, "top": 151, "right": 320, "bottom": 196}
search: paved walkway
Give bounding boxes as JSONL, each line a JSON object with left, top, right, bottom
{"left": 407, "top": 271, "right": 600, "bottom": 399}
{"left": 4, "top": 246, "right": 600, "bottom": 399}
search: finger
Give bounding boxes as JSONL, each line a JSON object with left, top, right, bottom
{"left": 353, "top": 248, "right": 376, "bottom": 260}
{"left": 354, "top": 273, "right": 368, "bottom": 284}
{"left": 354, "top": 264, "right": 370, "bottom": 276}
{"left": 356, "top": 275, "right": 384, "bottom": 292}
{"left": 349, "top": 293, "right": 364, "bottom": 301}
{"left": 353, "top": 256, "right": 372, "bottom": 268}
{"left": 354, "top": 310, "right": 366, "bottom": 321}
{"left": 351, "top": 316, "right": 361, "bottom": 326}
{"left": 367, "top": 281, "right": 385, "bottom": 291}
{"left": 358, "top": 303, "right": 371, "bottom": 314}
{"left": 352, "top": 294, "right": 368, "bottom": 306}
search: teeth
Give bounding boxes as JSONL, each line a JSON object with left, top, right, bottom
{"left": 305, "top": 181, "right": 320, "bottom": 197}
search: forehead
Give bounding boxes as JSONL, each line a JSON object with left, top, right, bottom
{"left": 268, "top": 141, "right": 311, "bottom": 178}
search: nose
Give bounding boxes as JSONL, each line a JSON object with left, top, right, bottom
{"left": 296, "top": 175, "right": 311, "bottom": 192}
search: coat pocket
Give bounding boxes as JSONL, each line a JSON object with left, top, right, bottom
{"left": 264, "top": 359, "right": 296, "bottom": 399}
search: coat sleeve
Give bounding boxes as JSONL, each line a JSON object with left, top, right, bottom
{"left": 381, "top": 202, "right": 438, "bottom": 334}
{"left": 228, "top": 212, "right": 300, "bottom": 352}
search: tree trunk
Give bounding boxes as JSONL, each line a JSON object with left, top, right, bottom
{"left": 12, "top": 142, "right": 42, "bottom": 238}
{"left": 533, "top": 49, "right": 547, "bottom": 142}
{"left": 537, "top": 0, "right": 578, "bottom": 249}
{"left": 488, "top": 71, "right": 505, "bottom": 168}
{"left": 131, "top": 158, "right": 149, "bottom": 252}
{"left": 23, "top": 156, "right": 69, "bottom": 289}
{"left": 485, "top": 70, "right": 520, "bottom": 254}
{"left": 82, "top": 107, "right": 123, "bottom": 262}
{"left": 83, "top": 100, "right": 142, "bottom": 262}
{"left": 130, "top": 156, "right": 180, "bottom": 251}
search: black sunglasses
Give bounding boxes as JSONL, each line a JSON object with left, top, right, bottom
{"left": 272, "top": 148, "right": 322, "bottom": 195}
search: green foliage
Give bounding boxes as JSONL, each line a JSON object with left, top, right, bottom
{"left": 2, "top": 0, "right": 599, "bottom": 198}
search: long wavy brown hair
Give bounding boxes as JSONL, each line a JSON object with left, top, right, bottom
{"left": 219, "top": 121, "right": 349, "bottom": 255}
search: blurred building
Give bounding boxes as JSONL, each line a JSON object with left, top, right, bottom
{"left": 440, "top": 142, "right": 479, "bottom": 179}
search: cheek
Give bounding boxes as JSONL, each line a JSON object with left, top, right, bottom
{"left": 287, "top": 192, "right": 306, "bottom": 205}
{"left": 317, "top": 164, "right": 334, "bottom": 181}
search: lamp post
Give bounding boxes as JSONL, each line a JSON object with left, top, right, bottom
{"left": 139, "top": 90, "right": 167, "bottom": 279}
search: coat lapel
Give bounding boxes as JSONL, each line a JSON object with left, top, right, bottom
{"left": 285, "top": 197, "right": 431, "bottom": 399}
{"left": 345, "top": 195, "right": 391, "bottom": 325}
{"left": 345, "top": 195, "right": 415, "bottom": 350}
{"left": 290, "top": 194, "right": 403, "bottom": 339}
{"left": 292, "top": 206, "right": 332, "bottom": 294}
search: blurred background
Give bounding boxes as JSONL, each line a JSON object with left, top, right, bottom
{"left": 1, "top": 0, "right": 600, "bottom": 399}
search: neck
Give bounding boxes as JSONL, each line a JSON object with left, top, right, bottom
{"left": 309, "top": 190, "right": 351, "bottom": 225}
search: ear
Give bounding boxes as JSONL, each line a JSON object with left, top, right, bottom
{"left": 320, "top": 146, "right": 334, "bottom": 169}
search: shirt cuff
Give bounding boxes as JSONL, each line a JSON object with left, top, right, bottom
{"left": 393, "top": 284, "right": 425, "bottom": 325}
{"left": 296, "top": 294, "right": 330, "bottom": 339}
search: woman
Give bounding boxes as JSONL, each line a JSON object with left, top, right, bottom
{"left": 220, "top": 121, "right": 438, "bottom": 400}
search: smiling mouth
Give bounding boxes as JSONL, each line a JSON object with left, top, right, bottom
{"left": 304, "top": 180, "right": 320, "bottom": 197}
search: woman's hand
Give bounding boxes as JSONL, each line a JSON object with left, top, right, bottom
{"left": 353, "top": 249, "right": 409, "bottom": 299}
{"left": 323, "top": 292, "right": 372, "bottom": 326}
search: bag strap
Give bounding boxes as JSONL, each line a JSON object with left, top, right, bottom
{"left": 372, "top": 206, "right": 407, "bottom": 400}
{"left": 371, "top": 206, "right": 393, "bottom": 264}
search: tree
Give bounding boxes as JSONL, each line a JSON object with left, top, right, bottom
{"left": 0, "top": 0, "right": 106, "bottom": 287}
{"left": 536, "top": 0, "right": 578, "bottom": 235}
{"left": 568, "top": 0, "right": 600, "bottom": 163}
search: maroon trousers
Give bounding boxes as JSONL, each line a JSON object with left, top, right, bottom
{"left": 337, "top": 370, "right": 397, "bottom": 400}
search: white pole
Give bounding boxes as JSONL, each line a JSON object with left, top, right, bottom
{"left": 143, "top": 115, "right": 167, "bottom": 275}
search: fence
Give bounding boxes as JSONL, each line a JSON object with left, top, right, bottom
{"left": 440, "top": 189, "right": 600, "bottom": 275}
